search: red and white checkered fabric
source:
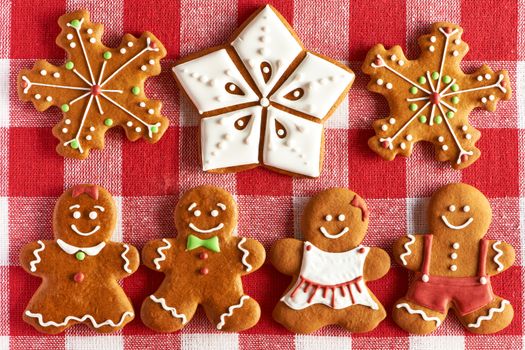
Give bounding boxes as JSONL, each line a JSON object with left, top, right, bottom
{"left": 1, "top": 0, "right": 523, "bottom": 349}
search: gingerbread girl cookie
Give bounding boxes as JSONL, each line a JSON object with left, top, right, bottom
{"left": 392, "top": 183, "right": 515, "bottom": 334}
{"left": 20, "top": 185, "right": 139, "bottom": 334}
{"left": 141, "top": 186, "right": 265, "bottom": 332}
{"left": 270, "top": 188, "right": 390, "bottom": 333}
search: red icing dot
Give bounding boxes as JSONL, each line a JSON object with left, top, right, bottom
{"left": 430, "top": 92, "right": 441, "bottom": 105}
{"left": 306, "top": 245, "right": 312, "bottom": 251}
{"left": 21, "top": 81, "right": 28, "bottom": 88}
{"left": 199, "top": 252, "right": 208, "bottom": 260}
{"left": 91, "top": 85, "right": 101, "bottom": 96}
{"left": 461, "top": 154, "right": 469, "bottom": 163}
{"left": 73, "top": 272, "right": 84, "bottom": 283}
{"left": 444, "top": 27, "right": 452, "bottom": 34}
{"left": 381, "top": 141, "right": 389, "bottom": 149}
{"left": 373, "top": 58, "right": 381, "bottom": 66}
{"left": 200, "top": 267, "right": 209, "bottom": 275}
{"left": 358, "top": 247, "right": 366, "bottom": 254}
{"left": 149, "top": 41, "right": 157, "bottom": 49}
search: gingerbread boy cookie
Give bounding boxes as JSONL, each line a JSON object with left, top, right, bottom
{"left": 392, "top": 183, "right": 515, "bottom": 334}
{"left": 20, "top": 185, "right": 139, "bottom": 334}
{"left": 18, "top": 10, "right": 169, "bottom": 159}
{"left": 141, "top": 186, "right": 265, "bottom": 332}
{"left": 270, "top": 188, "right": 390, "bottom": 333}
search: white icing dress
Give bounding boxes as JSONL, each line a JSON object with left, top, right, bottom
{"left": 281, "top": 242, "right": 379, "bottom": 310}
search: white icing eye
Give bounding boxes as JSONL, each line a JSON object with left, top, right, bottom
{"left": 325, "top": 215, "right": 332, "bottom": 222}
{"left": 338, "top": 214, "right": 345, "bottom": 221}
{"left": 448, "top": 205, "right": 456, "bottom": 212}
{"left": 463, "top": 205, "right": 470, "bottom": 213}
{"left": 73, "top": 211, "right": 81, "bottom": 219}
{"left": 211, "top": 210, "right": 219, "bottom": 217}
{"left": 89, "top": 211, "right": 98, "bottom": 220}
{"left": 194, "top": 210, "right": 201, "bottom": 217}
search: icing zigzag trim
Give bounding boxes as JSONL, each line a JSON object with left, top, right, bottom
{"left": 25, "top": 310, "right": 134, "bottom": 328}
{"left": 492, "top": 241, "right": 504, "bottom": 272}
{"left": 400, "top": 234, "right": 415, "bottom": 266}
{"left": 30, "top": 241, "right": 45, "bottom": 272}
{"left": 150, "top": 295, "right": 188, "bottom": 324}
{"left": 396, "top": 303, "right": 441, "bottom": 326}
{"left": 217, "top": 295, "right": 250, "bottom": 330}
{"left": 153, "top": 238, "right": 171, "bottom": 270}
{"left": 237, "top": 237, "right": 252, "bottom": 272}
{"left": 468, "top": 300, "right": 509, "bottom": 328}
{"left": 121, "top": 244, "right": 132, "bottom": 273}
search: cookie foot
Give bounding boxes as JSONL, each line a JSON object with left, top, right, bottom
{"left": 205, "top": 295, "right": 260, "bottom": 332}
{"left": 141, "top": 294, "right": 195, "bottom": 332}
{"left": 392, "top": 298, "right": 445, "bottom": 334}
{"left": 459, "top": 296, "right": 514, "bottom": 334}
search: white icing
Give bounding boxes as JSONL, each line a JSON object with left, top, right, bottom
{"left": 492, "top": 241, "right": 504, "bottom": 272}
{"left": 319, "top": 226, "right": 349, "bottom": 239}
{"left": 263, "top": 106, "right": 322, "bottom": 177}
{"left": 396, "top": 303, "right": 441, "bottom": 326}
{"left": 440, "top": 215, "right": 473, "bottom": 230}
{"left": 30, "top": 241, "right": 45, "bottom": 272}
{"left": 70, "top": 224, "right": 100, "bottom": 236}
{"left": 270, "top": 53, "right": 354, "bottom": 119}
{"left": 94, "top": 205, "right": 105, "bottom": 212}
{"left": 150, "top": 295, "right": 188, "bottom": 324}
{"left": 217, "top": 295, "right": 250, "bottom": 330}
{"left": 121, "top": 244, "right": 132, "bottom": 273}
{"left": 172, "top": 49, "right": 258, "bottom": 114}
{"left": 468, "top": 300, "right": 509, "bottom": 328}
{"left": 400, "top": 234, "right": 415, "bottom": 266}
{"left": 217, "top": 203, "right": 226, "bottom": 210}
{"left": 189, "top": 222, "right": 224, "bottom": 234}
{"left": 281, "top": 242, "right": 379, "bottom": 310}
{"left": 188, "top": 203, "right": 197, "bottom": 211}
{"left": 201, "top": 106, "right": 262, "bottom": 171}
{"left": 153, "top": 238, "right": 171, "bottom": 270}
{"left": 231, "top": 5, "right": 302, "bottom": 97}
{"left": 453, "top": 242, "right": 460, "bottom": 249}
{"left": 237, "top": 237, "right": 252, "bottom": 272}
{"left": 56, "top": 239, "right": 106, "bottom": 256}
{"left": 25, "top": 310, "right": 133, "bottom": 329}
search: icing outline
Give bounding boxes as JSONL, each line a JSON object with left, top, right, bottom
{"left": 216, "top": 295, "right": 250, "bottom": 330}
{"left": 188, "top": 222, "right": 224, "bottom": 234}
{"left": 153, "top": 238, "right": 171, "bottom": 270}
{"left": 468, "top": 300, "right": 509, "bottom": 328}
{"left": 70, "top": 223, "right": 101, "bottom": 236}
{"left": 396, "top": 303, "right": 441, "bottom": 326}
{"left": 492, "top": 241, "right": 504, "bottom": 272}
{"left": 440, "top": 215, "right": 473, "bottom": 230}
{"left": 319, "top": 226, "right": 349, "bottom": 239}
{"left": 121, "top": 244, "right": 132, "bottom": 273}
{"left": 150, "top": 295, "right": 188, "bottom": 324}
{"left": 237, "top": 237, "right": 252, "bottom": 272}
{"left": 400, "top": 234, "right": 415, "bottom": 266}
{"left": 29, "top": 240, "right": 45, "bottom": 272}
{"left": 25, "top": 310, "right": 133, "bottom": 329}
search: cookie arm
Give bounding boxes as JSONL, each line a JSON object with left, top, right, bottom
{"left": 269, "top": 238, "right": 303, "bottom": 276}
{"left": 485, "top": 240, "right": 515, "bottom": 276}
{"left": 142, "top": 238, "right": 176, "bottom": 272}
{"left": 363, "top": 247, "right": 390, "bottom": 281}
{"left": 236, "top": 237, "right": 266, "bottom": 275}
{"left": 20, "top": 240, "right": 49, "bottom": 276}
{"left": 392, "top": 234, "right": 425, "bottom": 271}
{"left": 114, "top": 242, "right": 140, "bottom": 278}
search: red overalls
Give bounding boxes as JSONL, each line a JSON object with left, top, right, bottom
{"left": 406, "top": 235, "right": 493, "bottom": 315}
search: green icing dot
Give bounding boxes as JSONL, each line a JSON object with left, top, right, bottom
{"left": 151, "top": 125, "right": 159, "bottom": 133}
{"left": 409, "top": 86, "right": 418, "bottom": 94}
{"left": 70, "top": 140, "right": 79, "bottom": 149}
{"left": 418, "top": 76, "right": 427, "bottom": 85}
{"left": 70, "top": 19, "right": 81, "bottom": 29}
{"left": 65, "top": 61, "right": 74, "bottom": 70}
{"left": 451, "top": 84, "right": 459, "bottom": 92}
{"left": 442, "top": 75, "right": 452, "bottom": 84}
{"left": 104, "top": 118, "right": 113, "bottom": 126}
{"left": 131, "top": 86, "right": 140, "bottom": 95}
{"left": 446, "top": 111, "right": 454, "bottom": 119}
{"left": 409, "top": 103, "right": 418, "bottom": 111}
{"left": 419, "top": 115, "right": 427, "bottom": 123}
{"left": 61, "top": 104, "right": 70, "bottom": 112}
{"left": 431, "top": 72, "right": 439, "bottom": 80}
{"left": 103, "top": 51, "right": 112, "bottom": 60}
{"left": 451, "top": 96, "right": 460, "bottom": 104}
{"left": 75, "top": 251, "right": 86, "bottom": 261}
{"left": 434, "top": 115, "right": 443, "bottom": 124}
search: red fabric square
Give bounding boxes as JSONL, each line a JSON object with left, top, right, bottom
{"left": 237, "top": 0, "right": 295, "bottom": 26}
{"left": 462, "top": 128, "right": 519, "bottom": 198}
{"left": 122, "top": 126, "right": 179, "bottom": 196}
{"left": 236, "top": 168, "right": 293, "bottom": 197}
{"left": 9, "top": 128, "right": 63, "bottom": 197}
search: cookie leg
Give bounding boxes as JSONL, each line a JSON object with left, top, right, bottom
{"left": 337, "top": 302, "right": 386, "bottom": 333}
{"left": 272, "top": 301, "right": 329, "bottom": 334}
{"left": 203, "top": 294, "right": 260, "bottom": 332}
{"left": 23, "top": 308, "right": 71, "bottom": 334}
{"left": 141, "top": 293, "right": 198, "bottom": 332}
{"left": 458, "top": 296, "right": 514, "bottom": 334}
{"left": 392, "top": 298, "right": 446, "bottom": 334}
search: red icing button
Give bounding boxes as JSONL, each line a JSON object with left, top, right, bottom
{"left": 381, "top": 141, "right": 389, "bottom": 149}
{"left": 430, "top": 92, "right": 441, "bottom": 105}
{"left": 461, "top": 154, "right": 469, "bottom": 163}
{"left": 200, "top": 267, "right": 209, "bottom": 275}
{"left": 373, "top": 58, "right": 381, "bottom": 66}
{"left": 91, "top": 85, "right": 101, "bottom": 96}
{"left": 73, "top": 272, "right": 84, "bottom": 283}
{"left": 149, "top": 41, "right": 157, "bottom": 49}
{"left": 306, "top": 245, "right": 312, "bottom": 251}
{"left": 21, "top": 81, "right": 28, "bottom": 88}
{"left": 444, "top": 27, "right": 452, "bottom": 34}
{"left": 358, "top": 247, "right": 366, "bottom": 254}
{"left": 199, "top": 252, "right": 208, "bottom": 260}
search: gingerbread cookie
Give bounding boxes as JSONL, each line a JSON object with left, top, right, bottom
{"left": 172, "top": 5, "right": 354, "bottom": 178}
{"left": 141, "top": 186, "right": 265, "bottom": 332}
{"left": 20, "top": 185, "right": 140, "bottom": 334}
{"left": 270, "top": 188, "right": 390, "bottom": 333}
{"left": 362, "top": 22, "right": 511, "bottom": 169}
{"left": 18, "top": 10, "right": 169, "bottom": 159}
{"left": 392, "top": 183, "right": 515, "bottom": 334}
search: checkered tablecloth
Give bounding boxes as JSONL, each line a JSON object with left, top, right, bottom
{"left": 0, "top": 0, "right": 523, "bottom": 349}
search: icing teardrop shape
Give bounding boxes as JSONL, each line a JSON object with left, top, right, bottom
{"left": 225, "top": 82, "right": 245, "bottom": 96}
{"left": 260, "top": 62, "right": 272, "bottom": 83}
{"left": 283, "top": 87, "right": 304, "bottom": 101}
{"left": 275, "top": 119, "right": 287, "bottom": 138}
{"left": 234, "top": 115, "right": 251, "bottom": 130}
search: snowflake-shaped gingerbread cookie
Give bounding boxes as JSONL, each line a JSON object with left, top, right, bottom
{"left": 362, "top": 22, "right": 511, "bottom": 169}
{"left": 18, "top": 10, "right": 169, "bottom": 159}
{"left": 173, "top": 5, "right": 354, "bottom": 177}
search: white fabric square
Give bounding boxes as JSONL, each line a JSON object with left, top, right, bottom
{"left": 263, "top": 107, "right": 323, "bottom": 177}
{"left": 181, "top": 333, "right": 239, "bottom": 350}
{"left": 66, "top": 335, "right": 123, "bottom": 350}
{"left": 201, "top": 106, "right": 262, "bottom": 171}
{"left": 406, "top": 197, "right": 430, "bottom": 234}
{"left": 112, "top": 196, "right": 123, "bottom": 242}
{"left": 0, "top": 59, "right": 9, "bottom": 127}
{"left": 295, "top": 335, "right": 351, "bottom": 350}
{"left": 518, "top": 61, "right": 525, "bottom": 129}
{"left": 409, "top": 335, "right": 464, "bottom": 350}
{"left": 0, "top": 197, "right": 7, "bottom": 265}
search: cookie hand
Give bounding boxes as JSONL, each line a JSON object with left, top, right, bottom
{"left": 142, "top": 238, "right": 175, "bottom": 272}
{"left": 486, "top": 240, "right": 515, "bottom": 276}
{"left": 20, "top": 240, "right": 49, "bottom": 276}
{"left": 269, "top": 238, "right": 303, "bottom": 276}
{"left": 393, "top": 234, "right": 425, "bottom": 271}
{"left": 363, "top": 247, "right": 390, "bottom": 281}
{"left": 236, "top": 237, "right": 266, "bottom": 275}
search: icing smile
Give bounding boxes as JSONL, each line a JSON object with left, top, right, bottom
{"left": 189, "top": 222, "right": 224, "bottom": 234}
{"left": 320, "top": 226, "right": 349, "bottom": 239}
{"left": 440, "top": 215, "right": 474, "bottom": 230}
{"left": 70, "top": 224, "right": 101, "bottom": 236}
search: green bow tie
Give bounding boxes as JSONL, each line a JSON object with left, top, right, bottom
{"left": 186, "top": 234, "right": 220, "bottom": 253}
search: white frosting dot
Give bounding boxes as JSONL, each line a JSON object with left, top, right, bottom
{"left": 40, "top": 69, "right": 47, "bottom": 76}
{"left": 422, "top": 274, "right": 429, "bottom": 282}
{"left": 489, "top": 95, "right": 495, "bottom": 101}
{"left": 430, "top": 36, "right": 436, "bottom": 43}
{"left": 405, "top": 134, "right": 413, "bottom": 141}
{"left": 400, "top": 142, "right": 406, "bottom": 150}
{"left": 148, "top": 109, "right": 154, "bottom": 115}
{"left": 138, "top": 102, "right": 146, "bottom": 108}
{"left": 66, "top": 33, "right": 73, "bottom": 40}
{"left": 429, "top": 45, "right": 435, "bottom": 52}
{"left": 465, "top": 133, "right": 472, "bottom": 140}
{"left": 46, "top": 96, "right": 52, "bottom": 102}
{"left": 293, "top": 90, "right": 300, "bottom": 98}
{"left": 450, "top": 253, "right": 458, "bottom": 260}
{"left": 65, "top": 119, "right": 71, "bottom": 125}
{"left": 61, "top": 128, "right": 68, "bottom": 133}
{"left": 485, "top": 73, "right": 491, "bottom": 80}
{"left": 87, "top": 28, "right": 93, "bottom": 34}
{"left": 381, "top": 125, "right": 388, "bottom": 131}
{"left": 34, "top": 94, "right": 41, "bottom": 100}
{"left": 262, "top": 66, "right": 270, "bottom": 73}
{"left": 442, "top": 145, "right": 449, "bottom": 151}
{"left": 438, "top": 136, "right": 444, "bottom": 142}
{"left": 477, "top": 75, "right": 483, "bottom": 81}
{"left": 135, "top": 127, "right": 142, "bottom": 132}
{"left": 450, "top": 264, "right": 458, "bottom": 271}
{"left": 452, "top": 50, "right": 459, "bottom": 56}
{"left": 89, "top": 126, "right": 95, "bottom": 131}
{"left": 389, "top": 117, "right": 395, "bottom": 125}
{"left": 89, "top": 37, "right": 96, "bottom": 43}
{"left": 449, "top": 205, "right": 456, "bottom": 212}
{"left": 237, "top": 120, "right": 244, "bottom": 127}
{"left": 149, "top": 59, "right": 155, "bottom": 65}
{"left": 462, "top": 125, "right": 468, "bottom": 131}
{"left": 141, "top": 65, "right": 147, "bottom": 71}
{"left": 463, "top": 205, "right": 470, "bottom": 213}
{"left": 120, "top": 48, "right": 126, "bottom": 54}
{"left": 376, "top": 79, "right": 384, "bottom": 86}
{"left": 53, "top": 72, "right": 60, "bottom": 78}
{"left": 481, "top": 97, "right": 488, "bottom": 104}
{"left": 126, "top": 121, "right": 133, "bottom": 127}
{"left": 86, "top": 135, "right": 92, "bottom": 140}
{"left": 260, "top": 97, "right": 270, "bottom": 107}
{"left": 453, "top": 242, "right": 460, "bottom": 249}
{"left": 70, "top": 42, "right": 76, "bottom": 48}
{"left": 338, "top": 214, "right": 345, "bottom": 221}
{"left": 480, "top": 277, "right": 487, "bottom": 285}
{"left": 277, "top": 129, "right": 285, "bottom": 136}
{"left": 398, "top": 60, "right": 405, "bottom": 66}
{"left": 127, "top": 41, "right": 133, "bottom": 47}
{"left": 325, "top": 215, "right": 332, "bottom": 221}
{"left": 454, "top": 39, "right": 461, "bottom": 45}
{"left": 390, "top": 54, "right": 397, "bottom": 61}
{"left": 386, "top": 83, "right": 393, "bottom": 89}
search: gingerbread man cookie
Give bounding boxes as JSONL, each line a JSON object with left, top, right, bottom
{"left": 270, "top": 188, "right": 390, "bottom": 333}
{"left": 141, "top": 186, "right": 265, "bottom": 332}
{"left": 362, "top": 22, "right": 511, "bottom": 169}
{"left": 392, "top": 183, "right": 515, "bottom": 334}
{"left": 18, "top": 10, "right": 169, "bottom": 159}
{"left": 20, "top": 185, "right": 140, "bottom": 334}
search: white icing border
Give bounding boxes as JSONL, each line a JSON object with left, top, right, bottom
{"left": 492, "top": 241, "right": 504, "bottom": 272}
{"left": 237, "top": 237, "right": 252, "bottom": 272}
{"left": 25, "top": 310, "right": 133, "bottom": 329}
{"left": 153, "top": 239, "right": 171, "bottom": 270}
{"left": 468, "top": 300, "right": 509, "bottom": 328}
{"left": 400, "top": 234, "right": 415, "bottom": 266}
{"left": 30, "top": 241, "right": 45, "bottom": 272}
{"left": 121, "top": 244, "right": 132, "bottom": 273}
{"left": 440, "top": 215, "right": 473, "bottom": 230}
{"left": 150, "top": 295, "right": 188, "bottom": 324}
{"left": 217, "top": 295, "right": 250, "bottom": 330}
{"left": 396, "top": 303, "right": 441, "bottom": 326}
